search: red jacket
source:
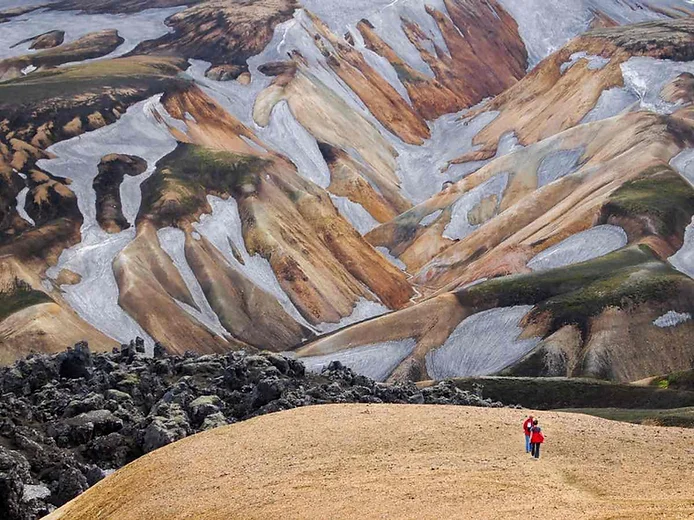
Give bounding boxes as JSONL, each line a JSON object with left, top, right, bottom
{"left": 530, "top": 426, "right": 544, "bottom": 444}
{"left": 523, "top": 418, "right": 533, "bottom": 435}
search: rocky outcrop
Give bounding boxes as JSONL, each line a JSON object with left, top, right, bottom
{"left": 93, "top": 154, "right": 147, "bottom": 233}
{"left": 11, "top": 31, "right": 65, "bottom": 51}
{"left": 358, "top": 0, "right": 528, "bottom": 120}
{"left": 0, "top": 5, "right": 44, "bottom": 24}
{"left": 319, "top": 143, "right": 400, "bottom": 223}
{"left": 0, "top": 30, "right": 125, "bottom": 82}
{"left": 0, "top": 343, "right": 502, "bottom": 520}
{"left": 49, "top": 0, "right": 196, "bottom": 13}
{"left": 662, "top": 72, "right": 694, "bottom": 105}
{"left": 132, "top": 0, "right": 297, "bottom": 78}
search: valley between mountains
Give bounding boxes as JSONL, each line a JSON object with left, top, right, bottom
{"left": 1, "top": 0, "right": 694, "bottom": 388}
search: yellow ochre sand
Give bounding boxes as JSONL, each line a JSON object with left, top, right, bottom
{"left": 48, "top": 404, "right": 694, "bottom": 520}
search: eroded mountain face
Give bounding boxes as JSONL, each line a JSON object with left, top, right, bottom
{"left": 1, "top": 0, "right": 694, "bottom": 384}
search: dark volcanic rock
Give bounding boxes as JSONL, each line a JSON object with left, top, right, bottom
{"left": 49, "top": 0, "right": 197, "bottom": 14}
{"left": 11, "top": 31, "right": 65, "bottom": 51}
{"left": 131, "top": 0, "right": 298, "bottom": 79}
{"left": 206, "top": 64, "right": 247, "bottom": 81}
{"left": 57, "top": 341, "right": 92, "bottom": 380}
{"left": 93, "top": 154, "right": 147, "bottom": 233}
{"left": 0, "top": 342, "right": 504, "bottom": 520}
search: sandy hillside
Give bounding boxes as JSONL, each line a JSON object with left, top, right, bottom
{"left": 48, "top": 404, "right": 694, "bottom": 520}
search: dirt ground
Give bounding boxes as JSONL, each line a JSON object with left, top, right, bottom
{"left": 48, "top": 404, "right": 694, "bottom": 520}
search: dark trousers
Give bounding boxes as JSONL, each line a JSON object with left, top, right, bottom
{"left": 531, "top": 442, "right": 541, "bottom": 458}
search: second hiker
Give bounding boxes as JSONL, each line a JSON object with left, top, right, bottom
{"left": 529, "top": 419, "right": 545, "bottom": 459}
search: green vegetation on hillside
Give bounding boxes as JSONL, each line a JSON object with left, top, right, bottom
{"left": 163, "top": 144, "right": 268, "bottom": 194}
{"left": 562, "top": 407, "right": 694, "bottom": 428}
{"left": 649, "top": 370, "right": 694, "bottom": 391}
{"left": 534, "top": 259, "right": 684, "bottom": 330}
{"left": 0, "top": 279, "right": 53, "bottom": 322}
{"left": 460, "top": 245, "right": 654, "bottom": 307}
{"left": 425, "top": 376, "right": 694, "bottom": 411}
{"left": 458, "top": 244, "right": 693, "bottom": 333}
{"left": 0, "top": 56, "right": 187, "bottom": 107}
{"left": 602, "top": 165, "right": 694, "bottom": 236}
{"left": 139, "top": 144, "right": 269, "bottom": 227}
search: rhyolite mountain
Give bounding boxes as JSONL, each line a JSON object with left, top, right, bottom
{"left": 1, "top": 0, "right": 694, "bottom": 384}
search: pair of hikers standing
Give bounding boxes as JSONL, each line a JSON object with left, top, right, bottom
{"left": 522, "top": 415, "right": 544, "bottom": 458}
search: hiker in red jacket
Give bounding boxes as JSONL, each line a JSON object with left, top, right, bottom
{"left": 522, "top": 415, "right": 534, "bottom": 453}
{"left": 530, "top": 419, "right": 545, "bottom": 459}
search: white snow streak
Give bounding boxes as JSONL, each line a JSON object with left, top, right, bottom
{"left": 527, "top": 225, "right": 628, "bottom": 272}
{"left": 425, "top": 305, "right": 539, "bottom": 379}
{"left": 301, "top": 337, "right": 417, "bottom": 381}
{"left": 192, "top": 195, "right": 315, "bottom": 332}
{"left": 156, "top": 227, "right": 230, "bottom": 339}
{"left": 653, "top": 310, "right": 692, "bottom": 328}
{"left": 40, "top": 96, "right": 180, "bottom": 347}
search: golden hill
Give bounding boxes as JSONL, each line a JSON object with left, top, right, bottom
{"left": 48, "top": 404, "right": 694, "bottom": 520}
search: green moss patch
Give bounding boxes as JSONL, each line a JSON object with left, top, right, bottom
{"left": 458, "top": 244, "right": 693, "bottom": 335}
{"left": 459, "top": 245, "right": 655, "bottom": 308}
{"left": 0, "top": 279, "right": 53, "bottom": 322}
{"left": 533, "top": 259, "right": 685, "bottom": 331}
{"left": 139, "top": 144, "right": 269, "bottom": 227}
{"left": 392, "top": 63, "right": 424, "bottom": 84}
{"left": 161, "top": 144, "right": 267, "bottom": 194}
{"left": 0, "top": 57, "right": 184, "bottom": 105}
{"left": 561, "top": 407, "right": 694, "bottom": 428}
{"left": 428, "top": 376, "right": 694, "bottom": 410}
{"left": 602, "top": 165, "right": 694, "bottom": 237}
{"left": 650, "top": 370, "right": 694, "bottom": 392}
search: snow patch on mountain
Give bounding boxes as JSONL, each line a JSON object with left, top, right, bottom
{"left": 40, "top": 95, "right": 180, "bottom": 347}
{"left": 527, "top": 225, "right": 628, "bottom": 272}
{"left": 443, "top": 173, "right": 509, "bottom": 240}
{"left": 301, "top": 337, "right": 417, "bottom": 381}
{"left": 653, "top": 310, "right": 692, "bottom": 328}
{"left": 426, "top": 305, "right": 539, "bottom": 379}
{"left": 157, "top": 227, "right": 230, "bottom": 339}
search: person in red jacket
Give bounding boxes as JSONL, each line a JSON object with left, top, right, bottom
{"left": 522, "top": 415, "right": 534, "bottom": 453}
{"left": 530, "top": 419, "right": 545, "bottom": 459}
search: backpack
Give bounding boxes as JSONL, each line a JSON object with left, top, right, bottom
{"left": 532, "top": 426, "right": 544, "bottom": 443}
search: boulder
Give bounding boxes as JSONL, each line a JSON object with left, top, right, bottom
{"left": 57, "top": 342, "right": 92, "bottom": 380}
{"left": 53, "top": 467, "right": 87, "bottom": 506}
{"left": 142, "top": 404, "right": 190, "bottom": 453}
{"left": 201, "top": 412, "right": 229, "bottom": 431}
{"left": 188, "top": 395, "right": 222, "bottom": 424}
